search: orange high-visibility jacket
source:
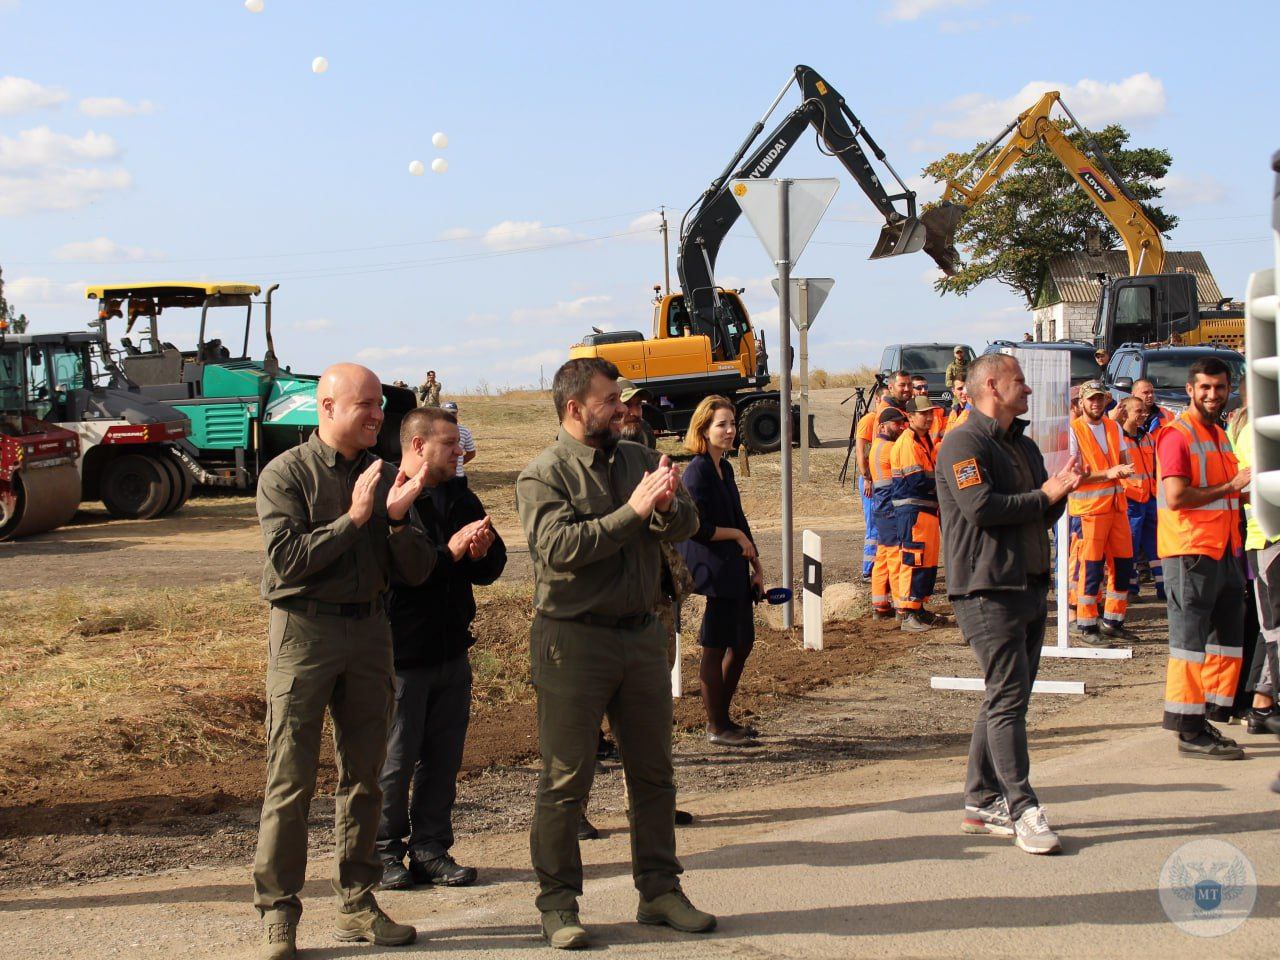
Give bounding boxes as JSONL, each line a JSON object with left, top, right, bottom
{"left": 1156, "top": 412, "right": 1241, "bottom": 558}
{"left": 1068, "top": 417, "right": 1128, "bottom": 516}
{"left": 1120, "top": 431, "right": 1157, "bottom": 504}
{"left": 928, "top": 407, "right": 947, "bottom": 444}
{"left": 946, "top": 405, "right": 970, "bottom": 433}
{"left": 889, "top": 428, "right": 938, "bottom": 513}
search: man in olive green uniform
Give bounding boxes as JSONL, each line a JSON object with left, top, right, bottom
{"left": 516, "top": 358, "right": 716, "bottom": 950}
{"left": 254, "top": 363, "right": 435, "bottom": 960}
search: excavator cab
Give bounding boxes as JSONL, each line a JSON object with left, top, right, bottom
{"left": 1093, "top": 273, "right": 1200, "bottom": 348}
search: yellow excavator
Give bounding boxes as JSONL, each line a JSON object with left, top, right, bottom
{"left": 921, "top": 91, "right": 1243, "bottom": 352}
{"left": 570, "top": 64, "right": 953, "bottom": 451}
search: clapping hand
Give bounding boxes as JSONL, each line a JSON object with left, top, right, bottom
{"left": 627, "top": 455, "right": 680, "bottom": 519}
{"left": 447, "top": 516, "right": 493, "bottom": 561}
{"left": 387, "top": 461, "right": 430, "bottom": 522}
{"left": 1041, "top": 455, "right": 1085, "bottom": 504}
{"left": 348, "top": 460, "right": 383, "bottom": 527}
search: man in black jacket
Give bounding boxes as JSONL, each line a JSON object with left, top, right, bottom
{"left": 377, "top": 407, "right": 506, "bottom": 890}
{"left": 936, "top": 353, "right": 1082, "bottom": 857}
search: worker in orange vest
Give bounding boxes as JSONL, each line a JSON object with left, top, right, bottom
{"left": 854, "top": 387, "right": 890, "bottom": 580}
{"left": 1068, "top": 381, "right": 1135, "bottom": 643}
{"left": 868, "top": 407, "right": 908, "bottom": 618}
{"left": 911, "top": 375, "right": 948, "bottom": 444}
{"left": 1156, "top": 356, "right": 1250, "bottom": 759}
{"left": 1116, "top": 396, "right": 1164, "bottom": 602}
{"left": 891, "top": 396, "right": 947, "bottom": 632}
{"left": 946, "top": 376, "right": 971, "bottom": 432}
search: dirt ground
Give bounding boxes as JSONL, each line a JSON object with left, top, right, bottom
{"left": 0, "top": 385, "right": 1174, "bottom": 894}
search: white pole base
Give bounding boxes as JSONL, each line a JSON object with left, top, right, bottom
{"left": 931, "top": 676, "right": 1087, "bottom": 696}
{"left": 1041, "top": 645, "right": 1132, "bottom": 660}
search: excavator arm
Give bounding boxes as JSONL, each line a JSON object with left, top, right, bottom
{"left": 922, "top": 91, "right": 1166, "bottom": 277}
{"left": 678, "top": 65, "right": 952, "bottom": 346}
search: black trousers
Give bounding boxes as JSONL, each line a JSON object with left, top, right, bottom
{"left": 376, "top": 654, "right": 472, "bottom": 862}
{"left": 953, "top": 583, "right": 1048, "bottom": 821}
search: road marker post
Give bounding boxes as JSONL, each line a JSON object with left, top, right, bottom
{"left": 803, "top": 529, "right": 823, "bottom": 650}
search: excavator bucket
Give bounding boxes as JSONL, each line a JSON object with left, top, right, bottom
{"left": 869, "top": 217, "right": 926, "bottom": 262}
{"left": 919, "top": 202, "right": 966, "bottom": 277}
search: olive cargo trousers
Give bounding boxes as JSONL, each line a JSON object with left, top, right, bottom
{"left": 529, "top": 612, "right": 682, "bottom": 912}
{"left": 253, "top": 605, "right": 394, "bottom": 919}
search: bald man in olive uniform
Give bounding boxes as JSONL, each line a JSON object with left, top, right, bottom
{"left": 253, "top": 363, "right": 435, "bottom": 960}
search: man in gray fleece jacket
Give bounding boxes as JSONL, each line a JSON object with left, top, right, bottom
{"left": 936, "top": 352, "right": 1083, "bottom": 856}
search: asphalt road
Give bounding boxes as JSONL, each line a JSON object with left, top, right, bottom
{"left": 6, "top": 710, "right": 1278, "bottom": 958}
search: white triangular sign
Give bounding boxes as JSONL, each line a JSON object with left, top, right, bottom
{"left": 730, "top": 178, "right": 840, "bottom": 266}
{"left": 771, "top": 278, "right": 835, "bottom": 331}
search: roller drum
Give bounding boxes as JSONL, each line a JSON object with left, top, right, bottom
{"left": 0, "top": 464, "right": 81, "bottom": 540}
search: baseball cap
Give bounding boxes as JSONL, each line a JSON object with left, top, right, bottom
{"left": 617, "top": 377, "right": 651, "bottom": 403}
{"left": 908, "top": 396, "right": 939, "bottom": 412}
{"left": 442, "top": 401, "right": 459, "bottom": 412}
{"left": 953, "top": 345, "right": 965, "bottom": 354}
{"left": 1080, "top": 380, "right": 1108, "bottom": 399}
{"left": 878, "top": 407, "right": 906, "bottom": 424}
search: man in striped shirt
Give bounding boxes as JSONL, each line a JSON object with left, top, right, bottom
{"left": 442, "top": 402, "right": 476, "bottom": 478}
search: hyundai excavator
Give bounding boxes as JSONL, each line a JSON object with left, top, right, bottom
{"left": 920, "top": 90, "right": 1244, "bottom": 353}
{"left": 570, "top": 64, "right": 953, "bottom": 451}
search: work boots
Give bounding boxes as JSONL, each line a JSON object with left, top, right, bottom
{"left": 260, "top": 914, "right": 296, "bottom": 960}
{"left": 333, "top": 902, "right": 416, "bottom": 946}
{"left": 636, "top": 888, "right": 717, "bottom": 933}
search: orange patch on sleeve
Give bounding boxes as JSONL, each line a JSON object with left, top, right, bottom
{"left": 953, "top": 458, "right": 982, "bottom": 489}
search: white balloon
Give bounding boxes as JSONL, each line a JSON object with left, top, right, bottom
{"left": 431, "top": 158, "right": 448, "bottom": 174}
{"left": 311, "top": 56, "right": 329, "bottom": 74}
{"left": 431, "top": 132, "right": 449, "bottom": 150}
{"left": 408, "top": 160, "right": 425, "bottom": 176}
{"left": 244, "top": 0, "right": 264, "bottom": 12}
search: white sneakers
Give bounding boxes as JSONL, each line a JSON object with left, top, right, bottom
{"left": 964, "top": 799, "right": 1062, "bottom": 854}
{"left": 1013, "top": 805, "right": 1062, "bottom": 855}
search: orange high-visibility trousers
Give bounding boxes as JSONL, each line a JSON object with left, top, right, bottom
{"left": 1074, "top": 511, "right": 1134, "bottom": 628}
{"left": 871, "top": 543, "right": 903, "bottom": 613}
{"left": 1162, "top": 551, "right": 1245, "bottom": 732}
{"left": 897, "top": 511, "right": 939, "bottom": 612}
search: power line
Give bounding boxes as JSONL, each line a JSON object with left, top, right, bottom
{"left": 7, "top": 207, "right": 663, "bottom": 268}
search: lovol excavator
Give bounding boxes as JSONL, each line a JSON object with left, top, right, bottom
{"left": 0, "top": 323, "right": 82, "bottom": 539}
{"left": 920, "top": 90, "right": 1244, "bottom": 353}
{"left": 571, "top": 64, "right": 953, "bottom": 451}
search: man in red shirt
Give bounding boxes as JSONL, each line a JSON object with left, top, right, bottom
{"left": 1156, "top": 356, "right": 1251, "bottom": 759}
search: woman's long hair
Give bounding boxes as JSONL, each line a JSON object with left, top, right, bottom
{"left": 683, "top": 395, "right": 735, "bottom": 455}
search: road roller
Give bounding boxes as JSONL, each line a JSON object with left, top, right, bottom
{"left": 0, "top": 413, "right": 80, "bottom": 540}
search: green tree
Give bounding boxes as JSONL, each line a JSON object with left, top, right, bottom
{"left": 921, "top": 123, "right": 1176, "bottom": 305}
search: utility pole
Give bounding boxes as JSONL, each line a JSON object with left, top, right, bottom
{"left": 659, "top": 206, "right": 671, "bottom": 295}
{"left": 777, "top": 180, "right": 794, "bottom": 628}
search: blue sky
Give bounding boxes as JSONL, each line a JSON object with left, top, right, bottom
{"left": 1, "top": 0, "right": 1274, "bottom": 390}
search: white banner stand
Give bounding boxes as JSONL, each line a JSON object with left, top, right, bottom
{"left": 803, "top": 529, "right": 823, "bottom": 650}
{"left": 930, "top": 347, "right": 1131, "bottom": 696}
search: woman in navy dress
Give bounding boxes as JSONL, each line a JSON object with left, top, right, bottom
{"left": 678, "top": 396, "right": 763, "bottom": 747}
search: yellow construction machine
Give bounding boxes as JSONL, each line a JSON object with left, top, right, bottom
{"left": 571, "top": 64, "right": 953, "bottom": 451}
{"left": 921, "top": 91, "right": 1244, "bottom": 352}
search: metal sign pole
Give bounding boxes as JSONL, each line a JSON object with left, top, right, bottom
{"left": 777, "top": 179, "right": 794, "bottom": 628}
{"left": 798, "top": 278, "right": 810, "bottom": 482}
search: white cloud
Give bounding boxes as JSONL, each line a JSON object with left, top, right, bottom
{"left": 78, "top": 96, "right": 156, "bottom": 118}
{"left": 0, "top": 127, "right": 131, "bottom": 215}
{"left": 1156, "top": 172, "right": 1227, "bottom": 208}
{"left": 0, "top": 167, "right": 133, "bottom": 216}
{"left": 53, "top": 237, "right": 155, "bottom": 262}
{"left": 510, "top": 294, "right": 615, "bottom": 327}
{"left": 3, "top": 276, "right": 84, "bottom": 304}
{"left": 933, "top": 73, "right": 1167, "bottom": 140}
{"left": 882, "top": 0, "right": 983, "bottom": 21}
{"left": 482, "top": 220, "right": 578, "bottom": 252}
{"left": 920, "top": 267, "right": 947, "bottom": 287}
{"left": 0, "top": 127, "right": 119, "bottom": 170}
{"left": 290, "top": 317, "right": 335, "bottom": 333}
{"left": 0, "top": 76, "right": 67, "bottom": 115}
{"left": 493, "top": 347, "right": 563, "bottom": 376}
{"left": 356, "top": 337, "right": 503, "bottom": 364}
{"left": 438, "top": 227, "right": 475, "bottom": 241}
